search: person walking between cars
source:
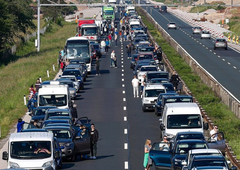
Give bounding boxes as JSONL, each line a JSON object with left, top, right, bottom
{"left": 132, "top": 75, "right": 139, "bottom": 98}
{"left": 90, "top": 124, "right": 99, "bottom": 159}
{"left": 210, "top": 125, "right": 219, "bottom": 141}
{"left": 127, "top": 43, "right": 132, "bottom": 59}
{"left": 140, "top": 74, "right": 146, "bottom": 98}
{"left": 100, "top": 39, "right": 106, "bottom": 53}
{"left": 170, "top": 71, "right": 180, "bottom": 91}
{"left": 110, "top": 50, "right": 116, "bottom": 67}
{"left": 108, "top": 34, "right": 112, "bottom": 46}
{"left": 17, "top": 118, "right": 25, "bottom": 132}
{"left": 114, "top": 32, "right": 118, "bottom": 47}
{"left": 96, "top": 57, "right": 100, "bottom": 75}
{"left": 60, "top": 59, "right": 65, "bottom": 72}
{"left": 143, "top": 139, "right": 152, "bottom": 170}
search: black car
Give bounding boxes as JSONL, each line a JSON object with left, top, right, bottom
{"left": 159, "top": 5, "right": 167, "bottom": 12}
{"left": 146, "top": 71, "right": 169, "bottom": 82}
{"left": 30, "top": 106, "right": 57, "bottom": 125}
{"left": 43, "top": 126, "right": 90, "bottom": 161}
{"left": 174, "top": 131, "right": 205, "bottom": 142}
{"left": 62, "top": 69, "right": 84, "bottom": 90}
{"left": 69, "top": 59, "right": 87, "bottom": 77}
{"left": 42, "top": 119, "right": 73, "bottom": 128}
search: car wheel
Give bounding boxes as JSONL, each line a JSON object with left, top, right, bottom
{"left": 214, "top": 47, "right": 216, "bottom": 50}
{"left": 142, "top": 106, "right": 146, "bottom": 112}
{"left": 201, "top": 37, "right": 202, "bottom": 39}
{"left": 225, "top": 47, "right": 228, "bottom": 50}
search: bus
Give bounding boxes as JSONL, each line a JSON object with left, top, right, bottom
{"left": 64, "top": 37, "right": 92, "bottom": 73}
{"left": 102, "top": 6, "right": 115, "bottom": 23}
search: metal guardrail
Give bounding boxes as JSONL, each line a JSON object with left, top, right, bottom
{"left": 137, "top": 6, "right": 240, "bottom": 169}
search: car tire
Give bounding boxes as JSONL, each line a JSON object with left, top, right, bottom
{"left": 142, "top": 106, "right": 146, "bottom": 112}
{"left": 214, "top": 47, "right": 216, "bottom": 50}
{"left": 225, "top": 47, "right": 228, "bottom": 50}
{"left": 201, "top": 37, "right": 202, "bottom": 39}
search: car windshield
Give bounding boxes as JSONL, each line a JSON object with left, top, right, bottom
{"left": 61, "top": 77, "right": 76, "bottom": 82}
{"left": 148, "top": 73, "right": 169, "bottom": 79}
{"left": 82, "top": 27, "right": 98, "bottom": 36}
{"left": 167, "top": 114, "right": 202, "bottom": 129}
{"left": 163, "top": 84, "right": 174, "bottom": 92}
{"left": 145, "top": 89, "right": 165, "bottom": 97}
{"left": 33, "top": 109, "right": 47, "bottom": 116}
{"left": 39, "top": 95, "right": 67, "bottom": 107}
{"left": 59, "top": 82, "right": 74, "bottom": 88}
{"left": 46, "top": 112, "right": 70, "bottom": 120}
{"left": 176, "top": 134, "right": 205, "bottom": 141}
{"left": 192, "top": 160, "right": 227, "bottom": 168}
{"left": 165, "top": 98, "right": 193, "bottom": 103}
{"left": 140, "top": 67, "right": 157, "bottom": 71}
{"left": 151, "top": 79, "right": 169, "bottom": 83}
{"left": 63, "top": 70, "right": 81, "bottom": 77}
{"left": 138, "top": 54, "right": 153, "bottom": 60}
{"left": 66, "top": 44, "right": 89, "bottom": 58}
{"left": 10, "top": 141, "right": 51, "bottom": 159}
{"left": 105, "top": 11, "right": 113, "bottom": 15}
{"left": 49, "top": 130, "right": 72, "bottom": 139}
{"left": 175, "top": 143, "right": 208, "bottom": 154}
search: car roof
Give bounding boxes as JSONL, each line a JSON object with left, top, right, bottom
{"left": 35, "top": 106, "right": 57, "bottom": 110}
{"left": 176, "top": 139, "right": 206, "bottom": 143}
{"left": 176, "top": 131, "right": 204, "bottom": 135}
{"left": 147, "top": 71, "right": 168, "bottom": 74}
{"left": 47, "top": 108, "right": 70, "bottom": 112}
{"left": 44, "top": 126, "right": 71, "bottom": 130}
{"left": 164, "top": 95, "right": 192, "bottom": 99}
{"left": 192, "top": 155, "right": 225, "bottom": 160}
{"left": 21, "top": 129, "right": 48, "bottom": 132}
{"left": 138, "top": 52, "right": 153, "bottom": 54}
{"left": 61, "top": 75, "right": 76, "bottom": 78}
{"left": 43, "top": 119, "right": 70, "bottom": 123}
{"left": 58, "top": 79, "right": 74, "bottom": 83}
{"left": 189, "top": 149, "right": 221, "bottom": 154}
{"left": 140, "top": 65, "right": 157, "bottom": 68}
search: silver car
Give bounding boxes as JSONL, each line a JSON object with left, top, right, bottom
{"left": 58, "top": 75, "right": 80, "bottom": 92}
{"left": 192, "top": 27, "right": 202, "bottom": 34}
{"left": 214, "top": 38, "right": 228, "bottom": 50}
{"left": 58, "top": 79, "right": 77, "bottom": 99}
{"left": 201, "top": 30, "right": 211, "bottom": 39}
{"left": 167, "top": 22, "right": 177, "bottom": 30}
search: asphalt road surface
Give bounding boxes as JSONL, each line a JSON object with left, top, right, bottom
{"left": 61, "top": 12, "right": 160, "bottom": 170}
{"left": 144, "top": 6, "right": 240, "bottom": 101}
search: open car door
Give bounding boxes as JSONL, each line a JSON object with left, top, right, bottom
{"left": 149, "top": 142, "right": 172, "bottom": 170}
{"left": 74, "top": 128, "right": 91, "bottom": 155}
{"left": 207, "top": 132, "right": 226, "bottom": 155}
{"left": 21, "top": 122, "right": 37, "bottom": 131}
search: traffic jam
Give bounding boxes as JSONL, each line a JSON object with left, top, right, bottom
{"left": 1, "top": 1, "right": 237, "bottom": 170}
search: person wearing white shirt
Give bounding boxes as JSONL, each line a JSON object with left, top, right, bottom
{"left": 210, "top": 125, "right": 218, "bottom": 141}
{"left": 100, "top": 40, "right": 106, "bottom": 53}
{"left": 132, "top": 75, "right": 139, "bottom": 98}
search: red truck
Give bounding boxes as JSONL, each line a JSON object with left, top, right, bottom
{"left": 77, "top": 19, "right": 99, "bottom": 42}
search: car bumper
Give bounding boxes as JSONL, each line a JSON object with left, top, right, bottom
{"left": 143, "top": 103, "right": 155, "bottom": 110}
{"left": 201, "top": 35, "right": 211, "bottom": 38}
{"left": 62, "top": 147, "right": 74, "bottom": 158}
{"left": 215, "top": 44, "right": 227, "bottom": 48}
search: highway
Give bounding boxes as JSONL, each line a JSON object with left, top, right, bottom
{"left": 60, "top": 7, "right": 160, "bottom": 170}
{"left": 144, "top": 6, "right": 240, "bottom": 101}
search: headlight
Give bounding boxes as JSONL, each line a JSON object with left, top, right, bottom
{"left": 65, "top": 142, "right": 71, "bottom": 147}
{"left": 42, "top": 160, "right": 53, "bottom": 167}
{"left": 9, "top": 162, "right": 20, "bottom": 168}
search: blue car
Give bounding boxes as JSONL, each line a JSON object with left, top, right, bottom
{"left": 30, "top": 106, "right": 57, "bottom": 124}
{"left": 150, "top": 139, "right": 209, "bottom": 170}
{"left": 154, "top": 93, "right": 178, "bottom": 116}
{"left": 162, "top": 83, "right": 175, "bottom": 93}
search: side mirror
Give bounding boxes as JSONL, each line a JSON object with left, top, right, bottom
{"left": 54, "top": 151, "right": 60, "bottom": 159}
{"left": 182, "top": 160, "right": 187, "bottom": 166}
{"left": 2, "top": 151, "right": 8, "bottom": 160}
{"left": 160, "top": 124, "right": 165, "bottom": 131}
{"left": 204, "top": 122, "right": 209, "bottom": 130}
{"left": 159, "top": 118, "right": 163, "bottom": 122}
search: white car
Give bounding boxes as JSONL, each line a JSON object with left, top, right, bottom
{"left": 168, "top": 22, "right": 177, "bottom": 30}
{"left": 201, "top": 30, "right": 211, "bottom": 39}
{"left": 192, "top": 26, "right": 202, "bottom": 34}
{"left": 142, "top": 84, "right": 166, "bottom": 112}
{"left": 137, "top": 65, "right": 159, "bottom": 82}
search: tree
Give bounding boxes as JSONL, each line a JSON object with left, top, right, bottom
{"left": 0, "top": 0, "right": 36, "bottom": 53}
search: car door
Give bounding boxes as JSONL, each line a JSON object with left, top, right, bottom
{"left": 149, "top": 142, "right": 172, "bottom": 169}
{"left": 207, "top": 132, "right": 226, "bottom": 154}
{"left": 74, "top": 128, "right": 91, "bottom": 155}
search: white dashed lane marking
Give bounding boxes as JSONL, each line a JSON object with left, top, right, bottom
{"left": 122, "top": 78, "right": 124, "bottom": 81}
{"left": 228, "top": 62, "right": 231, "bottom": 65}
{"left": 222, "top": 59, "right": 225, "bottom": 61}
{"left": 124, "top": 117, "right": 127, "bottom": 121}
{"left": 122, "top": 74, "right": 124, "bottom": 76}
{"left": 122, "top": 84, "right": 125, "bottom": 87}
{"left": 123, "top": 106, "right": 126, "bottom": 110}
{"left": 124, "top": 143, "right": 128, "bottom": 149}
{"left": 125, "top": 161, "right": 128, "bottom": 169}
{"left": 124, "top": 129, "right": 127, "bottom": 134}
{"left": 123, "top": 98, "right": 126, "bottom": 101}
{"left": 233, "top": 66, "right": 237, "bottom": 69}
{"left": 123, "top": 91, "right": 125, "bottom": 94}
{"left": 122, "top": 69, "right": 124, "bottom": 72}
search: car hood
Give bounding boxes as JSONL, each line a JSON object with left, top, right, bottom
{"left": 58, "top": 139, "right": 72, "bottom": 145}
{"left": 173, "top": 154, "right": 187, "bottom": 161}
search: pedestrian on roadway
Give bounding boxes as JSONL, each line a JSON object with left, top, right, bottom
{"left": 132, "top": 75, "right": 139, "bottom": 98}
{"left": 127, "top": 43, "right": 132, "bottom": 59}
{"left": 71, "top": 104, "right": 78, "bottom": 119}
{"left": 90, "top": 124, "right": 99, "bottom": 159}
{"left": 143, "top": 139, "right": 152, "bottom": 170}
{"left": 141, "top": 74, "right": 146, "bottom": 98}
{"left": 17, "top": 118, "right": 25, "bottom": 132}
{"left": 100, "top": 39, "right": 106, "bottom": 53}
{"left": 115, "top": 32, "right": 118, "bottom": 47}
{"left": 170, "top": 71, "right": 180, "bottom": 91}
{"left": 108, "top": 34, "right": 112, "bottom": 46}
{"left": 96, "top": 57, "right": 100, "bottom": 75}
{"left": 110, "top": 50, "right": 116, "bottom": 67}
{"left": 105, "top": 39, "right": 109, "bottom": 52}
{"left": 210, "top": 125, "right": 219, "bottom": 141}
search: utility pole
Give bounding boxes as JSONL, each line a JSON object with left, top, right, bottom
{"left": 37, "top": 0, "right": 40, "bottom": 52}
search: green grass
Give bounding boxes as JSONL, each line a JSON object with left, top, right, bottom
{"left": 0, "top": 21, "right": 76, "bottom": 138}
{"left": 137, "top": 7, "right": 240, "bottom": 159}
{"left": 190, "top": 6, "right": 226, "bottom": 13}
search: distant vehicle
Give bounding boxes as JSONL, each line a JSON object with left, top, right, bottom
{"left": 159, "top": 5, "right": 167, "bottom": 12}
{"left": 168, "top": 22, "right": 177, "bottom": 30}
{"left": 214, "top": 38, "right": 228, "bottom": 50}
{"left": 77, "top": 19, "right": 100, "bottom": 42}
{"left": 145, "top": 0, "right": 150, "bottom": 4}
{"left": 59, "top": 75, "right": 80, "bottom": 92}
{"left": 30, "top": 106, "right": 57, "bottom": 124}
{"left": 58, "top": 79, "right": 77, "bottom": 99}
{"left": 201, "top": 30, "right": 211, "bottom": 39}
{"left": 102, "top": 6, "right": 115, "bottom": 23}
{"left": 192, "top": 26, "right": 202, "bottom": 34}
{"left": 44, "top": 108, "right": 72, "bottom": 121}
{"left": 146, "top": 71, "right": 169, "bottom": 82}
{"left": 62, "top": 69, "right": 84, "bottom": 90}
{"left": 108, "top": 0, "right": 117, "bottom": 4}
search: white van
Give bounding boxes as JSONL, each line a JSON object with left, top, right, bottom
{"left": 38, "top": 84, "right": 71, "bottom": 109}
{"left": 2, "top": 132, "right": 59, "bottom": 170}
{"left": 159, "top": 103, "right": 208, "bottom": 139}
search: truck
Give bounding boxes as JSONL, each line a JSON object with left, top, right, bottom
{"left": 77, "top": 19, "right": 100, "bottom": 42}
{"left": 108, "top": 0, "right": 117, "bottom": 3}
{"left": 38, "top": 84, "right": 72, "bottom": 109}
{"left": 2, "top": 132, "right": 59, "bottom": 170}
{"left": 102, "top": 6, "right": 115, "bottom": 23}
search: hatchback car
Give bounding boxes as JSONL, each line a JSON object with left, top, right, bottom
{"left": 214, "top": 38, "right": 228, "bottom": 50}
{"left": 201, "top": 30, "right": 211, "bottom": 39}
{"left": 192, "top": 27, "right": 202, "bottom": 34}
{"left": 168, "top": 22, "right": 177, "bottom": 29}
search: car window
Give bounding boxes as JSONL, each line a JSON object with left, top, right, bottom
{"left": 145, "top": 89, "right": 165, "bottom": 97}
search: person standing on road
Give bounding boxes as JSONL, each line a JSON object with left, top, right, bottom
{"left": 60, "top": 59, "right": 65, "bottom": 72}
{"left": 108, "top": 34, "right": 112, "bottom": 46}
{"left": 170, "top": 71, "right": 180, "bottom": 91}
{"left": 132, "top": 75, "right": 139, "bottom": 98}
{"left": 17, "top": 118, "right": 25, "bottom": 132}
{"left": 127, "top": 43, "right": 132, "bottom": 59}
{"left": 90, "top": 124, "right": 99, "bottom": 159}
{"left": 110, "top": 50, "right": 116, "bottom": 67}
{"left": 105, "top": 39, "right": 109, "bottom": 52}
{"left": 96, "top": 57, "right": 100, "bottom": 75}
{"left": 35, "top": 78, "right": 41, "bottom": 92}
{"left": 143, "top": 139, "right": 152, "bottom": 170}
{"left": 210, "top": 125, "right": 219, "bottom": 141}
{"left": 71, "top": 104, "right": 78, "bottom": 119}
{"left": 100, "top": 39, "right": 106, "bottom": 53}
{"left": 115, "top": 31, "right": 118, "bottom": 47}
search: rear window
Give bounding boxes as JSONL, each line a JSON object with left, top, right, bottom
{"left": 138, "top": 54, "right": 153, "bottom": 60}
